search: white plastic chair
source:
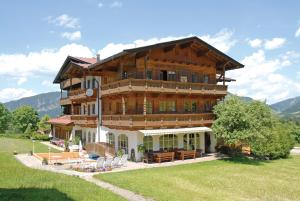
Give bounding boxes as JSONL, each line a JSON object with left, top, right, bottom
{"left": 104, "top": 158, "right": 113, "bottom": 169}
{"left": 95, "top": 157, "right": 105, "bottom": 169}
{"left": 119, "top": 154, "right": 128, "bottom": 167}
{"left": 112, "top": 157, "right": 120, "bottom": 168}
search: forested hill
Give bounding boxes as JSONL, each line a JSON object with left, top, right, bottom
{"left": 4, "top": 92, "right": 61, "bottom": 117}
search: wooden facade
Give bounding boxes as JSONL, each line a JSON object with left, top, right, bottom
{"left": 52, "top": 37, "right": 243, "bottom": 131}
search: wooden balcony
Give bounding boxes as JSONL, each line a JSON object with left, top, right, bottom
{"left": 102, "top": 113, "right": 214, "bottom": 129}
{"left": 70, "top": 115, "right": 98, "bottom": 128}
{"left": 60, "top": 97, "right": 71, "bottom": 105}
{"left": 100, "top": 79, "right": 227, "bottom": 96}
{"left": 60, "top": 88, "right": 97, "bottom": 104}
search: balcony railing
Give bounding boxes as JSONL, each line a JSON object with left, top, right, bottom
{"left": 70, "top": 115, "right": 98, "bottom": 127}
{"left": 60, "top": 88, "right": 97, "bottom": 104}
{"left": 102, "top": 113, "right": 214, "bottom": 129}
{"left": 100, "top": 79, "right": 227, "bottom": 96}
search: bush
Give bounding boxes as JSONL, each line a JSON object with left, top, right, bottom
{"left": 250, "top": 124, "right": 295, "bottom": 160}
{"left": 31, "top": 133, "right": 50, "bottom": 141}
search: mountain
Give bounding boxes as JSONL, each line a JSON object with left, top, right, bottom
{"left": 270, "top": 96, "right": 300, "bottom": 121}
{"left": 4, "top": 92, "right": 61, "bottom": 117}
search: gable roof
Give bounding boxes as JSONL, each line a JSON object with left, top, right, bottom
{"left": 53, "top": 56, "right": 96, "bottom": 83}
{"left": 89, "top": 36, "right": 244, "bottom": 71}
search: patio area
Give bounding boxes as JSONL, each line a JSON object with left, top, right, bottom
{"left": 16, "top": 152, "right": 225, "bottom": 175}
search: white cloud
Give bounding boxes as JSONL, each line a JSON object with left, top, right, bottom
{"left": 0, "top": 88, "right": 36, "bottom": 103}
{"left": 264, "top": 37, "right": 286, "bottom": 50}
{"left": 228, "top": 50, "right": 300, "bottom": 104}
{"left": 41, "top": 80, "right": 53, "bottom": 87}
{"left": 110, "top": 1, "right": 123, "bottom": 8}
{"left": 61, "top": 31, "right": 81, "bottom": 41}
{"left": 98, "top": 2, "right": 104, "bottom": 8}
{"left": 47, "top": 14, "right": 80, "bottom": 29}
{"left": 98, "top": 29, "right": 236, "bottom": 59}
{"left": 248, "top": 38, "right": 262, "bottom": 48}
{"left": 17, "top": 77, "right": 27, "bottom": 85}
{"left": 295, "top": 26, "right": 300, "bottom": 37}
{"left": 0, "top": 43, "right": 93, "bottom": 83}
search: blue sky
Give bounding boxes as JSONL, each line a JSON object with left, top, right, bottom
{"left": 0, "top": 0, "right": 300, "bottom": 104}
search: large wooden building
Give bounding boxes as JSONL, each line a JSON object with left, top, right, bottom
{"left": 48, "top": 36, "right": 244, "bottom": 160}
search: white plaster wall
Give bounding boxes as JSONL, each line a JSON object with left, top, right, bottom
{"left": 200, "top": 132, "right": 205, "bottom": 153}
{"left": 210, "top": 132, "right": 217, "bottom": 152}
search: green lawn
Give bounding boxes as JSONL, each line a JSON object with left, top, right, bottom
{"left": 0, "top": 137, "right": 124, "bottom": 201}
{"left": 96, "top": 156, "right": 300, "bottom": 201}
{"left": 295, "top": 143, "right": 300, "bottom": 147}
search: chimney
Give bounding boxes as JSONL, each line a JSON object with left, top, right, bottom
{"left": 96, "top": 53, "right": 101, "bottom": 62}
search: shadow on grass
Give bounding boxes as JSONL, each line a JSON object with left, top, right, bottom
{"left": 0, "top": 188, "right": 74, "bottom": 201}
{"left": 220, "top": 156, "right": 271, "bottom": 166}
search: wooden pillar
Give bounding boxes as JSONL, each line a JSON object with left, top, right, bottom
{"left": 70, "top": 77, "right": 73, "bottom": 89}
{"left": 122, "top": 96, "right": 126, "bottom": 115}
{"left": 71, "top": 103, "right": 74, "bottom": 115}
{"left": 120, "top": 62, "right": 124, "bottom": 79}
{"left": 222, "top": 64, "right": 226, "bottom": 86}
{"left": 144, "top": 56, "right": 148, "bottom": 79}
{"left": 143, "top": 94, "right": 147, "bottom": 115}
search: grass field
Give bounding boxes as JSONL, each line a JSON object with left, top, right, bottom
{"left": 0, "top": 137, "right": 124, "bottom": 201}
{"left": 97, "top": 156, "right": 300, "bottom": 201}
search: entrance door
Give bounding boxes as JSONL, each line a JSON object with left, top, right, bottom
{"left": 205, "top": 132, "right": 211, "bottom": 153}
{"left": 75, "top": 130, "right": 83, "bottom": 145}
{"left": 160, "top": 70, "right": 168, "bottom": 81}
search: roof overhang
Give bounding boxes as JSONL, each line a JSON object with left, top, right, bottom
{"left": 139, "top": 127, "right": 212, "bottom": 136}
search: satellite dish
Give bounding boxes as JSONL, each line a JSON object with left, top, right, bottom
{"left": 86, "top": 88, "right": 94, "bottom": 97}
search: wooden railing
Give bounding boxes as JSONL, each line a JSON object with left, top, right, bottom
{"left": 102, "top": 113, "right": 214, "bottom": 129}
{"left": 85, "top": 142, "right": 115, "bottom": 157}
{"left": 100, "top": 79, "right": 227, "bottom": 96}
{"left": 60, "top": 88, "right": 97, "bottom": 104}
{"left": 70, "top": 115, "right": 98, "bottom": 127}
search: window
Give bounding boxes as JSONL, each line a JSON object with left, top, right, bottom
{"left": 83, "top": 105, "right": 86, "bottom": 115}
{"left": 191, "top": 101, "right": 197, "bottom": 113}
{"left": 108, "top": 103, "right": 112, "bottom": 112}
{"left": 159, "top": 101, "right": 176, "bottom": 112}
{"left": 143, "top": 136, "right": 153, "bottom": 152}
{"left": 184, "top": 101, "right": 191, "bottom": 112}
{"left": 87, "top": 131, "right": 91, "bottom": 143}
{"left": 180, "top": 75, "right": 188, "bottom": 82}
{"left": 92, "top": 132, "right": 96, "bottom": 142}
{"left": 159, "top": 101, "right": 167, "bottom": 112}
{"left": 167, "top": 101, "right": 176, "bottom": 112}
{"left": 92, "top": 104, "right": 96, "bottom": 115}
{"left": 160, "top": 70, "right": 168, "bottom": 81}
{"left": 192, "top": 74, "right": 198, "bottom": 83}
{"left": 92, "top": 79, "right": 95, "bottom": 89}
{"left": 159, "top": 134, "right": 178, "bottom": 150}
{"left": 204, "top": 101, "right": 212, "bottom": 112}
{"left": 183, "top": 133, "right": 201, "bottom": 150}
{"left": 146, "top": 71, "right": 152, "bottom": 80}
{"left": 204, "top": 75, "right": 209, "bottom": 83}
{"left": 122, "top": 71, "right": 128, "bottom": 79}
{"left": 168, "top": 71, "right": 176, "bottom": 81}
{"left": 83, "top": 131, "right": 87, "bottom": 145}
{"left": 88, "top": 105, "right": 91, "bottom": 115}
{"left": 87, "top": 80, "right": 91, "bottom": 89}
{"left": 146, "top": 101, "right": 153, "bottom": 114}
{"left": 107, "top": 133, "right": 115, "bottom": 145}
{"left": 118, "top": 134, "right": 128, "bottom": 154}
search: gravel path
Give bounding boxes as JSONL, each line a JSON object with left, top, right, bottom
{"left": 15, "top": 154, "right": 152, "bottom": 201}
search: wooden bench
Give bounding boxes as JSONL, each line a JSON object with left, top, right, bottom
{"left": 154, "top": 152, "right": 175, "bottom": 163}
{"left": 176, "top": 150, "right": 196, "bottom": 160}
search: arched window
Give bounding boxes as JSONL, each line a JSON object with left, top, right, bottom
{"left": 183, "top": 133, "right": 200, "bottom": 150}
{"left": 159, "top": 134, "right": 178, "bottom": 151}
{"left": 143, "top": 136, "right": 153, "bottom": 152}
{"left": 118, "top": 134, "right": 128, "bottom": 154}
{"left": 88, "top": 131, "right": 91, "bottom": 143}
{"left": 92, "top": 132, "right": 96, "bottom": 142}
{"left": 107, "top": 132, "right": 115, "bottom": 145}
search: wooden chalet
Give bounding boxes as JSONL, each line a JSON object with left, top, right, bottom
{"left": 48, "top": 36, "right": 244, "bottom": 161}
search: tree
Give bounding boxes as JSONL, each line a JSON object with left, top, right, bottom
{"left": 212, "top": 95, "right": 294, "bottom": 159}
{"left": 0, "top": 103, "right": 11, "bottom": 133}
{"left": 38, "top": 115, "right": 51, "bottom": 133}
{"left": 13, "top": 105, "right": 39, "bottom": 133}
{"left": 212, "top": 96, "right": 254, "bottom": 145}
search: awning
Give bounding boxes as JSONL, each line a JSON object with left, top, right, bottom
{"left": 139, "top": 127, "right": 212, "bottom": 136}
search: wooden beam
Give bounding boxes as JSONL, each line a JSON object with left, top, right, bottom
{"left": 180, "top": 41, "right": 194, "bottom": 49}
{"left": 197, "top": 49, "right": 210, "bottom": 57}
{"left": 163, "top": 45, "right": 176, "bottom": 52}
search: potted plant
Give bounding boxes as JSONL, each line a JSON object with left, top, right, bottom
{"left": 137, "top": 144, "right": 145, "bottom": 161}
{"left": 42, "top": 157, "right": 48, "bottom": 165}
